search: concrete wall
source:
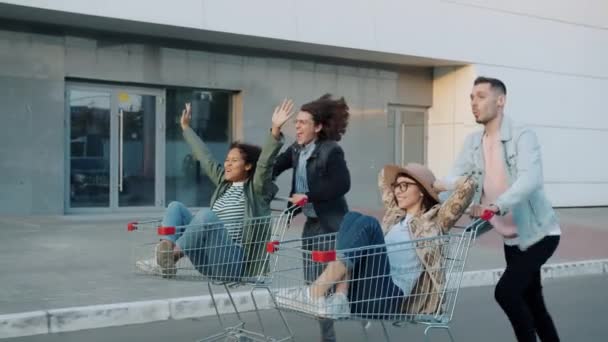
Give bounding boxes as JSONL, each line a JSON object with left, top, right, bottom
{"left": 427, "top": 65, "right": 478, "bottom": 182}
{"left": 0, "top": 29, "right": 433, "bottom": 214}
{"left": 0, "top": 31, "right": 66, "bottom": 214}
{"left": 472, "top": 64, "right": 608, "bottom": 207}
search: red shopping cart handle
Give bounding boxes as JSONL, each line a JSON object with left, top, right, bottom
{"left": 157, "top": 226, "right": 176, "bottom": 235}
{"left": 480, "top": 210, "right": 495, "bottom": 221}
{"left": 312, "top": 250, "right": 336, "bottom": 263}
{"left": 127, "top": 222, "right": 137, "bottom": 231}
{"left": 266, "top": 240, "right": 280, "bottom": 253}
{"left": 295, "top": 197, "right": 308, "bottom": 207}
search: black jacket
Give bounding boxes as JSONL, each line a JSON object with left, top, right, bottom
{"left": 272, "top": 139, "right": 350, "bottom": 233}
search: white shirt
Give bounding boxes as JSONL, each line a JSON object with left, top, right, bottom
{"left": 384, "top": 215, "right": 422, "bottom": 295}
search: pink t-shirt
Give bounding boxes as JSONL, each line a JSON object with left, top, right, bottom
{"left": 481, "top": 134, "right": 518, "bottom": 238}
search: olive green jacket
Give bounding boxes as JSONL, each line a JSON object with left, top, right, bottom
{"left": 183, "top": 127, "right": 283, "bottom": 276}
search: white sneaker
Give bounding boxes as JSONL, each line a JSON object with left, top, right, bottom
{"left": 135, "top": 257, "right": 161, "bottom": 275}
{"left": 136, "top": 243, "right": 167, "bottom": 276}
{"left": 275, "top": 287, "right": 328, "bottom": 316}
{"left": 326, "top": 292, "right": 350, "bottom": 319}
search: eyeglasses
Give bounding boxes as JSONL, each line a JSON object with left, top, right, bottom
{"left": 294, "top": 118, "right": 314, "bottom": 126}
{"left": 391, "top": 181, "right": 418, "bottom": 192}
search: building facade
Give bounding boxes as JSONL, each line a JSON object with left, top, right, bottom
{"left": 0, "top": 0, "right": 606, "bottom": 214}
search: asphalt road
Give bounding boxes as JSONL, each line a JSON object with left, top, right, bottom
{"left": 8, "top": 275, "right": 607, "bottom": 342}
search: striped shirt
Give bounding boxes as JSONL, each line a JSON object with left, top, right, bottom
{"left": 211, "top": 182, "right": 246, "bottom": 244}
{"left": 295, "top": 141, "right": 317, "bottom": 218}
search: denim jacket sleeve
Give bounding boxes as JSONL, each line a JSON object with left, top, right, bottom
{"left": 444, "top": 134, "right": 476, "bottom": 189}
{"left": 494, "top": 129, "right": 543, "bottom": 214}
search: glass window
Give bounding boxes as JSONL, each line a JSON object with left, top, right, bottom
{"left": 69, "top": 90, "right": 111, "bottom": 207}
{"left": 165, "top": 89, "right": 232, "bottom": 207}
{"left": 118, "top": 94, "right": 157, "bottom": 207}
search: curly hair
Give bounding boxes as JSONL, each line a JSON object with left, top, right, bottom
{"left": 229, "top": 142, "right": 262, "bottom": 176}
{"left": 300, "top": 94, "right": 350, "bottom": 141}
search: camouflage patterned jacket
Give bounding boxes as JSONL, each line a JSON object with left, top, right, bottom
{"left": 377, "top": 168, "right": 476, "bottom": 315}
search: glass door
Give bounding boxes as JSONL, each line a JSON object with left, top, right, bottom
{"left": 67, "top": 84, "right": 165, "bottom": 211}
{"left": 117, "top": 91, "right": 162, "bottom": 207}
{"left": 68, "top": 88, "right": 111, "bottom": 208}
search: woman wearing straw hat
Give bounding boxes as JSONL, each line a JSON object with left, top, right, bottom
{"left": 281, "top": 163, "right": 476, "bottom": 318}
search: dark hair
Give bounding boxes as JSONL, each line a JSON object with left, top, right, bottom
{"left": 474, "top": 76, "right": 507, "bottom": 95}
{"left": 422, "top": 192, "right": 439, "bottom": 212}
{"left": 229, "top": 142, "right": 262, "bottom": 176}
{"left": 300, "top": 94, "right": 350, "bottom": 141}
{"left": 395, "top": 172, "right": 438, "bottom": 211}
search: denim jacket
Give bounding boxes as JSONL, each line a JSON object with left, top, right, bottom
{"left": 444, "top": 116, "right": 558, "bottom": 250}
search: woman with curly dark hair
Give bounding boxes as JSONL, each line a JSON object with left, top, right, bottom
{"left": 272, "top": 94, "right": 351, "bottom": 342}
{"left": 136, "top": 100, "right": 294, "bottom": 280}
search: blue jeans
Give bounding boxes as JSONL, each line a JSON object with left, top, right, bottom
{"left": 337, "top": 212, "right": 404, "bottom": 319}
{"left": 302, "top": 217, "right": 336, "bottom": 342}
{"left": 161, "top": 201, "right": 245, "bottom": 281}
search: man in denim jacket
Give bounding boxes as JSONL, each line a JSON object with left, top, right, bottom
{"left": 434, "top": 77, "right": 561, "bottom": 342}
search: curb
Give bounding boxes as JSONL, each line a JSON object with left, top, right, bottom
{"left": 2, "top": 259, "right": 607, "bottom": 339}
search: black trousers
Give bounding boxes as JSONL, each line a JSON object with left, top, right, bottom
{"left": 495, "top": 235, "right": 561, "bottom": 342}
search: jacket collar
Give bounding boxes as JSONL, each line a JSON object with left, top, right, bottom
{"left": 301, "top": 139, "right": 316, "bottom": 155}
{"left": 499, "top": 115, "right": 513, "bottom": 142}
{"left": 294, "top": 139, "right": 322, "bottom": 159}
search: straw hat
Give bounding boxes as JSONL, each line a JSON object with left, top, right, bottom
{"left": 382, "top": 163, "right": 439, "bottom": 202}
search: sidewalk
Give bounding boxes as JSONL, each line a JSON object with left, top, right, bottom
{"left": 1, "top": 207, "right": 607, "bottom": 338}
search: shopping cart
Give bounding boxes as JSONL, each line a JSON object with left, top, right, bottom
{"left": 264, "top": 212, "right": 494, "bottom": 342}
{"left": 126, "top": 197, "right": 305, "bottom": 341}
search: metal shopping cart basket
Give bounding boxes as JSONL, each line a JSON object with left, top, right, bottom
{"left": 264, "top": 213, "right": 493, "bottom": 342}
{"left": 126, "top": 197, "right": 306, "bottom": 341}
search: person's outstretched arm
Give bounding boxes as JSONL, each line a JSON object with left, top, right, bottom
{"left": 181, "top": 102, "right": 224, "bottom": 186}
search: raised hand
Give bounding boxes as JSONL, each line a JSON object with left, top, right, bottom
{"left": 271, "top": 99, "right": 295, "bottom": 138}
{"left": 180, "top": 102, "right": 192, "bottom": 130}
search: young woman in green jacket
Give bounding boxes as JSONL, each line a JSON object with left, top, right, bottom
{"left": 139, "top": 100, "right": 295, "bottom": 279}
